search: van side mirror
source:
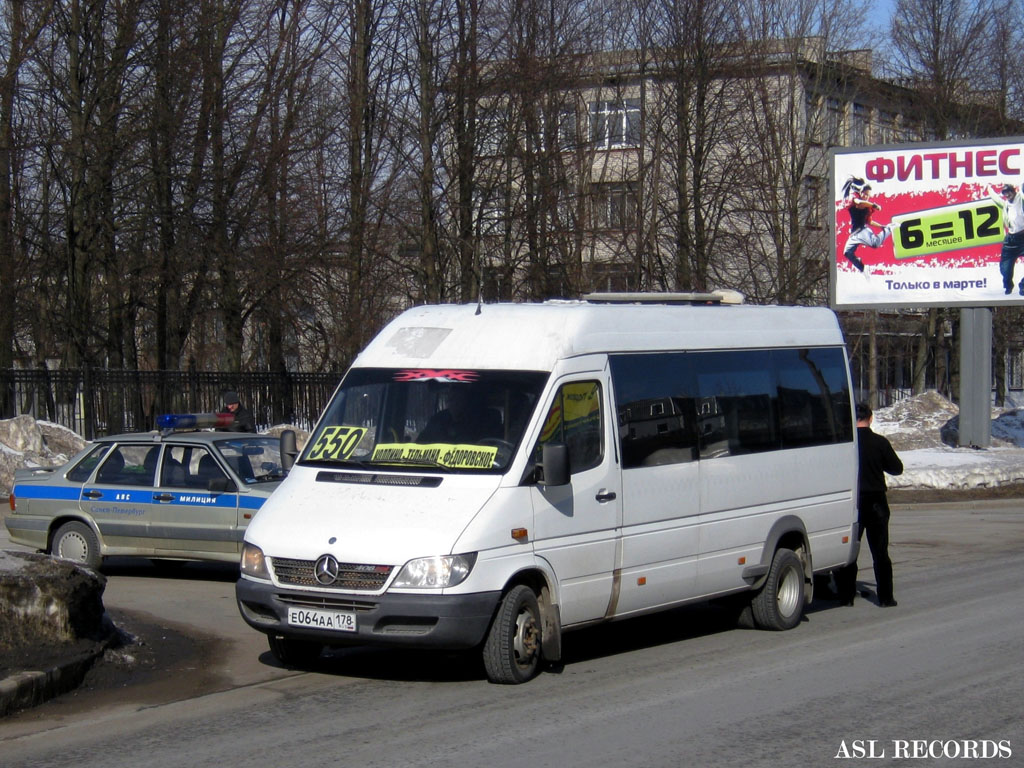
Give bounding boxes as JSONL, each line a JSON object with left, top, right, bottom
{"left": 539, "top": 443, "right": 569, "bottom": 487}
{"left": 280, "top": 429, "right": 298, "bottom": 472}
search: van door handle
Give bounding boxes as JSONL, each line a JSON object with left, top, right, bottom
{"left": 595, "top": 490, "right": 617, "bottom": 502}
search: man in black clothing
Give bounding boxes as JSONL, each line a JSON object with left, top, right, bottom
{"left": 837, "top": 402, "right": 903, "bottom": 607}
{"left": 221, "top": 390, "right": 256, "bottom": 433}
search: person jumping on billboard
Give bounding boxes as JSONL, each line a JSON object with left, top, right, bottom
{"left": 988, "top": 183, "right": 1024, "bottom": 295}
{"left": 841, "top": 176, "right": 891, "bottom": 274}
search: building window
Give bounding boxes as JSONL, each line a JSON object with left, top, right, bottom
{"left": 802, "top": 176, "right": 824, "bottom": 228}
{"left": 478, "top": 107, "right": 507, "bottom": 156}
{"left": 850, "top": 104, "right": 869, "bottom": 146}
{"left": 544, "top": 262, "right": 570, "bottom": 296}
{"left": 825, "top": 98, "right": 843, "bottom": 146}
{"left": 901, "top": 118, "right": 922, "bottom": 142}
{"left": 591, "top": 261, "right": 634, "bottom": 293}
{"left": 473, "top": 189, "right": 506, "bottom": 237}
{"left": 556, "top": 106, "right": 578, "bottom": 150}
{"left": 481, "top": 265, "right": 511, "bottom": 301}
{"left": 590, "top": 182, "right": 637, "bottom": 230}
{"left": 589, "top": 99, "right": 641, "bottom": 149}
{"left": 878, "top": 111, "right": 897, "bottom": 144}
{"left": 805, "top": 93, "right": 821, "bottom": 143}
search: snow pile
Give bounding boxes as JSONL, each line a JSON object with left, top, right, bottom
{"left": 0, "top": 416, "right": 85, "bottom": 496}
{"left": 873, "top": 391, "right": 1024, "bottom": 490}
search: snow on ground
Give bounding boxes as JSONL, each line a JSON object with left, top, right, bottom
{"left": 873, "top": 391, "right": 1024, "bottom": 491}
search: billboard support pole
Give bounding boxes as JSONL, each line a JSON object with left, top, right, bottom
{"left": 959, "top": 307, "right": 992, "bottom": 448}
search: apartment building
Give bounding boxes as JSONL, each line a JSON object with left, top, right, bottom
{"left": 471, "top": 37, "right": 1006, "bottom": 307}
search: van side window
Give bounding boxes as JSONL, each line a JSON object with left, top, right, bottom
{"left": 775, "top": 348, "right": 854, "bottom": 447}
{"left": 695, "top": 350, "right": 778, "bottom": 457}
{"left": 610, "top": 353, "right": 697, "bottom": 468}
{"left": 534, "top": 381, "right": 603, "bottom": 474}
{"left": 612, "top": 347, "right": 852, "bottom": 462}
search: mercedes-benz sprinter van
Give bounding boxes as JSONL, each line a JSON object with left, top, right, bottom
{"left": 236, "top": 294, "right": 857, "bottom": 683}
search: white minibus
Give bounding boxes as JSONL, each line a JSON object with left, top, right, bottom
{"left": 236, "top": 294, "right": 858, "bottom": 683}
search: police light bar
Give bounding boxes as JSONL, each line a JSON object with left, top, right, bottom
{"left": 157, "top": 413, "right": 236, "bottom": 430}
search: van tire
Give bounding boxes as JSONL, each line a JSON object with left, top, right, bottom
{"left": 52, "top": 521, "right": 102, "bottom": 570}
{"left": 268, "top": 635, "right": 323, "bottom": 668}
{"left": 482, "top": 585, "right": 542, "bottom": 684}
{"left": 751, "top": 548, "right": 805, "bottom": 631}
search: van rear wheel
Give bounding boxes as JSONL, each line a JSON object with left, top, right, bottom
{"left": 751, "top": 548, "right": 805, "bottom": 631}
{"left": 482, "top": 585, "right": 542, "bottom": 684}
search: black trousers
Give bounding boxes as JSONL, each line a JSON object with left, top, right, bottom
{"left": 1000, "top": 232, "right": 1024, "bottom": 291}
{"left": 837, "top": 493, "right": 894, "bottom": 603}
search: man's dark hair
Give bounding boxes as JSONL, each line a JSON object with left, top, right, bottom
{"left": 855, "top": 402, "right": 872, "bottom": 421}
{"left": 1002, "top": 184, "right": 1015, "bottom": 195}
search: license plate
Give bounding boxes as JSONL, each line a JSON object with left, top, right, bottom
{"left": 286, "top": 606, "right": 357, "bottom": 632}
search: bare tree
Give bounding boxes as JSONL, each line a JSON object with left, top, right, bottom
{"left": 888, "top": 0, "right": 996, "bottom": 138}
{"left": 475, "top": 0, "right": 603, "bottom": 300}
{"left": 623, "top": 0, "right": 740, "bottom": 293}
{"left": 727, "top": 0, "right": 871, "bottom": 304}
{"left": 887, "top": 0, "right": 1000, "bottom": 398}
{"left": 1, "top": 1, "right": 53, "bottom": 409}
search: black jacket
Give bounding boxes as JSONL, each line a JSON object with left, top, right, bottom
{"left": 857, "top": 425, "right": 903, "bottom": 496}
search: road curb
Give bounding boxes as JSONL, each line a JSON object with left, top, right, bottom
{"left": 0, "top": 644, "right": 108, "bottom": 718}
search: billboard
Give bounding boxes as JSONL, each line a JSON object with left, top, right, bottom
{"left": 830, "top": 137, "right": 1024, "bottom": 309}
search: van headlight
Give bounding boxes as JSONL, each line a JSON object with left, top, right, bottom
{"left": 241, "top": 543, "right": 270, "bottom": 580}
{"left": 392, "top": 553, "right": 477, "bottom": 589}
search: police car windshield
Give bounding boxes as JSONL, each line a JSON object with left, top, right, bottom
{"left": 213, "top": 437, "right": 286, "bottom": 483}
{"left": 300, "top": 368, "right": 548, "bottom": 473}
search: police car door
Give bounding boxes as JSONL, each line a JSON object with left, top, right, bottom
{"left": 81, "top": 443, "right": 160, "bottom": 552}
{"left": 152, "top": 444, "right": 240, "bottom": 556}
{"left": 529, "top": 366, "right": 621, "bottom": 626}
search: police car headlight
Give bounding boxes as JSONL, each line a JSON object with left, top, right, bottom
{"left": 241, "top": 543, "right": 270, "bottom": 580}
{"left": 392, "top": 553, "right": 477, "bottom": 589}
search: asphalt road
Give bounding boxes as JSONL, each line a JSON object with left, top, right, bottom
{"left": 1, "top": 500, "right": 1022, "bottom": 767}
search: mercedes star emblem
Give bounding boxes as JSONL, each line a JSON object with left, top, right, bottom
{"left": 314, "top": 554, "right": 340, "bottom": 585}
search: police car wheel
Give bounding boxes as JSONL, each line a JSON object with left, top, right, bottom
{"left": 52, "top": 521, "right": 102, "bottom": 570}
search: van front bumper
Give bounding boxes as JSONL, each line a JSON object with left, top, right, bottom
{"left": 235, "top": 577, "right": 501, "bottom": 650}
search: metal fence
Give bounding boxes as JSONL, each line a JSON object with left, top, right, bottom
{"left": 1, "top": 368, "right": 342, "bottom": 439}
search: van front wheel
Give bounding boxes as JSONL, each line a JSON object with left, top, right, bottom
{"left": 752, "top": 548, "right": 805, "bottom": 631}
{"left": 483, "top": 585, "right": 542, "bottom": 684}
{"left": 268, "top": 635, "right": 323, "bottom": 668}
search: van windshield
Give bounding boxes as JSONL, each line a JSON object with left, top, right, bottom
{"left": 300, "top": 368, "right": 549, "bottom": 473}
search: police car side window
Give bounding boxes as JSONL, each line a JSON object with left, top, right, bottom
{"left": 96, "top": 445, "right": 157, "bottom": 487}
{"left": 194, "top": 449, "right": 227, "bottom": 486}
{"left": 67, "top": 445, "right": 111, "bottom": 482}
{"left": 161, "top": 446, "right": 190, "bottom": 488}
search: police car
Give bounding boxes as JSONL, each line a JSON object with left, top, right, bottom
{"left": 5, "top": 414, "right": 289, "bottom": 569}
